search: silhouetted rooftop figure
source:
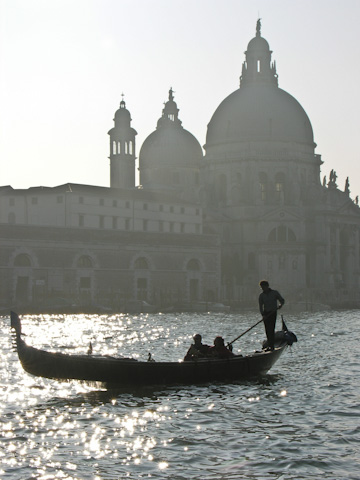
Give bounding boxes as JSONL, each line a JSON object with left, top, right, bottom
{"left": 256, "top": 18, "right": 261, "bottom": 36}
{"left": 328, "top": 169, "right": 338, "bottom": 189}
{"left": 345, "top": 177, "right": 350, "bottom": 195}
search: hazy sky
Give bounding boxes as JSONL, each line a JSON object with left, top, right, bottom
{"left": 1, "top": 0, "right": 359, "bottom": 198}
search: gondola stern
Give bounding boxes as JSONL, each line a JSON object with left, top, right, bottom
{"left": 10, "top": 311, "right": 27, "bottom": 358}
{"left": 10, "top": 311, "right": 22, "bottom": 337}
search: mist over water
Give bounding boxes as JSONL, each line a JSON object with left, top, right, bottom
{"left": 1, "top": 311, "right": 359, "bottom": 479}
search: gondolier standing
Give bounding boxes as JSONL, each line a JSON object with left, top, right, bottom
{"left": 258, "top": 280, "right": 285, "bottom": 351}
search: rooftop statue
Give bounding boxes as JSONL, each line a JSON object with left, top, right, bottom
{"left": 256, "top": 18, "right": 261, "bottom": 36}
{"left": 328, "top": 169, "right": 338, "bottom": 188}
{"left": 345, "top": 177, "right": 350, "bottom": 194}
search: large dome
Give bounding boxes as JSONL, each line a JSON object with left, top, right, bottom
{"left": 205, "top": 83, "right": 315, "bottom": 148}
{"left": 205, "top": 21, "right": 315, "bottom": 151}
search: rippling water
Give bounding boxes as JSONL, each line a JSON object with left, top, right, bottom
{"left": 1, "top": 310, "right": 359, "bottom": 480}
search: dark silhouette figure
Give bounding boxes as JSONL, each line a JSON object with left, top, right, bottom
{"left": 184, "top": 334, "right": 210, "bottom": 361}
{"left": 258, "top": 280, "right": 285, "bottom": 351}
{"left": 209, "top": 336, "right": 234, "bottom": 358}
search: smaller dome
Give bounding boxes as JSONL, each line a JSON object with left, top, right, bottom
{"left": 140, "top": 127, "right": 203, "bottom": 169}
{"left": 247, "top": 35, "right": 270, "bottom": 52}
{"left": 108, "top": 98, "right": 137, "bottom": 139}
{"left": 139, "top": 89, "right": 203, "bottom": 170}
{"left": 114, "top": 100, "right": 131, "bottom": 125}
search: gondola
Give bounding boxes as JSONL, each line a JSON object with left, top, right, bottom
{"left": 10, "top": 311, "right": 295, "bottom": 388}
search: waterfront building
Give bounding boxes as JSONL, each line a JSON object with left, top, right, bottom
{"left": 1, "top": 20, "right": 359, "bottom": 310}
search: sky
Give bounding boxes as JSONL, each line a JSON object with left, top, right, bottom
{"left": 1, "top": 0, "right": 359, "bottom": 198}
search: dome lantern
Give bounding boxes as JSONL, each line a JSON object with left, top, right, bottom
{"left": 157, "top": 88, "right": 182, "bottom": 128}
{"left": 240, "top": 19, "right": 278, "bottom": 87}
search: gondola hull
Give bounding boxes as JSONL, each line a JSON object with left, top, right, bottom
{"left": 11, "top": 312, "right": 290, "bottom": 388}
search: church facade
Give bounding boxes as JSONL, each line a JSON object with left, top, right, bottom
{"left": 1, "top": 21, "right": 359, "bottom": 311}
{"left": 200, "top": 21, "right": 360, "bottom": 307}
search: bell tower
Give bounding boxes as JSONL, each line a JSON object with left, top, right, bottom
{"left": 108, "top": 97, "right": 137, "bottom": 188}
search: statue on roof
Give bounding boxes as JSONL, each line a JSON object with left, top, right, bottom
{"left": 256, "top": 18, "right": 261, "bottom": 37}
{"left": 345, "top": 177, "right": 350, "bottom": 194}
{"left": 328, "top": 169, "right": 338, "bottom": 188}
{"left": 169, "top": 87, "right": 174, "bottom": 101}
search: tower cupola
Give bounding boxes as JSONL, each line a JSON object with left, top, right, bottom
{"left": 157, "top": 88, "right": 182, "bottom": 128}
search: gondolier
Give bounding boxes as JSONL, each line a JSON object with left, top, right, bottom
{"left": 258, "top": 280, "right": 285, "bottom": 351}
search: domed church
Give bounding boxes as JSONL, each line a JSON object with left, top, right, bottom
{"left": 135, "top": 19, "right": 360, "bottom": 307}
{"left": 202, "top": 19, "right": 325, "bottom": 301}
{"left": 1, "top": 20, "right": 360, "bottom": 310}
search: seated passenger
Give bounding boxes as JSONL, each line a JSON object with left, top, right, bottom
{"left": 209, "top": 336, "right": 234, "bottom": 359}
{"left": 184, "top": 334, "right": 211, "bottom": 361}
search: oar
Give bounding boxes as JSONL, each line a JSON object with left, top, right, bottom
{"left": 228, "top": 309, "right": 279, "bottom": 346}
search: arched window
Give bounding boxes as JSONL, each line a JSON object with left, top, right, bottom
{"left": 187, "top": 259, "right": 200, "bottom": 271}
{"left": 268, "top": 226, "right": 296, "bottom": 242}
{"left": 8, "top": 212, "right": 15, "bottom": 224}
{"left": 275, "top": 172, "right": 285, "bottom": 201}
{"left": 279, "top": 253, "right": 286, "bottom": 269}
{"left": 112, "top": 141, "right": 116, "bottom": 155}
{"left": 14, "top": 254, "right": 31, "bottom": 267}
{"left": 77, "top": 255, "right": 93, "bottom": 268}
{"left": 288, "top": 229, "right": 296, "bottom": 242}
{"left": 135, "top": 257, "right": 148, "bottom": 269}
{"left": 259, "top": 172, "right": 268, "bottom": 201}
{"left": 117, "top": 141, "right": 121, "bottom": 154}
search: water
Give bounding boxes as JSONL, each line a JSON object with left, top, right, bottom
{"left": 1, "top": 310, "right": 359, "bottom": 480}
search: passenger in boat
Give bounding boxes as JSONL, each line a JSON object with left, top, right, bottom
{"left": 258, "top": 280, "right": 285, "bottom": 351}
{"left": 209, "top": 336, "right": 234, "bottom": 358}
{"left": 184, "top": 334, "right": 211, "bottom": 361}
